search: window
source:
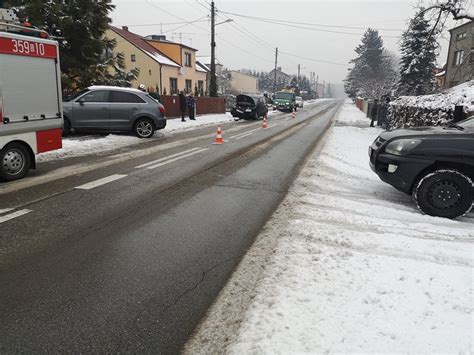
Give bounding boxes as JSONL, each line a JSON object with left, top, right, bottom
{"left": 184, "top": 52, "right": 192, "bottom": 67}
{"left": 185, "top": 79, "right": 192, "bottom": 93}
{"left": 170, "top": 78, "right": 178, "bottom": 95}
{"left": 471, "top": 48, "right": 474, "bottom": 63}
{"left": 149, "top": 69, "right": 152, "bottom": 76}
{"left": 456, "top": 32, "right": 467, "bottom": 41}
{"left": 131, "top": 54, "right": 136, "bottom": 62}
{"left": 81, "top": 90, "right": 109, "bottom": 103}
{"left": 453, "top": 50, "right": 464, "bottom": 66}
{"left": 110, "top": 91, "right": 146, "bottom": 103}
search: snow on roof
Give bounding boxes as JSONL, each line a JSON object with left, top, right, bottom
{"left": 143, "top": 50, "right": 180, "bottom": 68}
{"left": 197, "top": 56, "right": 221, "bottom": 65}
{"left": 196, "top": 62, "right": 208, "bottom": 73}
{"left": 109, "top": 26, "right": 180, "bottom": 68}
{"left": 391, "top": 80, "right": 474, "bottom": 111}
{"left": 88, "top": 85, "right": 143, "bottom": 93}
{"left": 434, "top": 70, "right": 446, "bottom": 77}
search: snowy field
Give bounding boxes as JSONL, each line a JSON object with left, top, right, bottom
{"left": 186, "top": 101, "right": 474, "bottom": 354}
{"left": 37, "top": 99, "right": 327, "bottom": 163}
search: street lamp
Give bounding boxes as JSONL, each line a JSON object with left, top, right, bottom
{"left": 215, "top": 19, "right": 233, "bottom": 26}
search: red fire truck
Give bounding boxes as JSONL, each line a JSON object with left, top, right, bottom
{"left": 0, "top": 9, "right": 63, "bottom": 181}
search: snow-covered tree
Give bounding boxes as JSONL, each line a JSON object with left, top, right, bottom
{"left": 397, "top": 10, "right": 438, "bottom": 96}
{"left": 345, "top": 29, "right": 396, "bottom": 99}
{"left": 22, "top": 0, "right": 115, "bottom": 90}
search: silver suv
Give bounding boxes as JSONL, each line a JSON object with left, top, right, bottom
{"left": 62, "top": 86, "right": 166, "bottom": 138}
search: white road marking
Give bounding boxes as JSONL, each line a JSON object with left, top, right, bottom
{"left": 235, "top": 132, "right": 254, "bottom": 140}
{"left": 0, "top": 209, "right": 32, "bottom": 224}
{"left": 0, "top": 208, "right": 15, "bottom": 215}
{"left": 135, "top": 147, "right": 202, "bottom": 169}
{"left": 146, "top": 148, "right": 209, "bottom": 170}
{"left": 229, "top": 127, "right": 263, "bottom": 139}
{"left": 75, "top": 174, "right": 127, "bottom": 190}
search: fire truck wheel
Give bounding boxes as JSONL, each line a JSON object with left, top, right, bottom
{"left": 62, "top": 118, "right": 71, "bottom": 136}
{"left": 0, "top": 143, "right": 31, "bottom": 182}
{"left": 134, "top": 118, "right": 155, "bottom": 138}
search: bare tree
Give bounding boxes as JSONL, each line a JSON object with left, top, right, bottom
{"left": 417, "top": 0, "right": 473, "bottom": 36}
{"left": 357, "top": 50, "right": 399, "bottom": 99}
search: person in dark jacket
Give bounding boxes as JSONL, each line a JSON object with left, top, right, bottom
{"left": 370, "top": 99, "right": 379, "bottom": 127}
{"left": 187, "top": 92, "right": 196, "bottom": 121}
{"left": 179, "top": 91, "right": 187, "bottom": 122}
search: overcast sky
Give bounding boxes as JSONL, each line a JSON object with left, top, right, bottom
{"left": 110, "top": 0, "right": 462, "bottom": 87}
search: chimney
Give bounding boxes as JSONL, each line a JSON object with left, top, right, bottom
{"left": 122, "top": 26, "right": 129, "bottom": 31}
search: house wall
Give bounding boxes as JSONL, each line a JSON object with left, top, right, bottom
{"left": 229, "top": 71, "right": 258, "bottom": 94}
{"left": 147, "top": 40, "right": 207, "bottom": 94}
{"left": 105, "top": 29, "right": 180, "bottom": 94}
{"left": 149, "top": 41, "right": 181, "bottom": 64}
{"left": 445, "top": 21, "right": 473, "bottom": 88}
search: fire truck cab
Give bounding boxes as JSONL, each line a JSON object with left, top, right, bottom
{"left": 0, "top": 9, "right": 63, "bottom": 182}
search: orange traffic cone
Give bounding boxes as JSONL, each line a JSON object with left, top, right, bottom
{"left": 262, "top": 115, "right": 268, "bottom": 129}
{"left": 291, "top": 109, "right": 296, "bottom": 119}
{"left": 213, "top": 125, "right": 224, "bottom": 144}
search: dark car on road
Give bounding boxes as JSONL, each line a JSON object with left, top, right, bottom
{"left": 369, "top": 117, "right": 474, "bottom": 219}
{"left": 231, "top": 94, "right": 269, "bottom": 120}
{"left": 63, "top": 86, "right": 167, "bottom": 138}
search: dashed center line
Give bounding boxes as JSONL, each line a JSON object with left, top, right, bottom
{"left": 235, "top": 132, "right": 254, "bottom": 140}
{"left": 229, "top": 127, "right": 263, "bottom": 139}
{"left": 0, "top": 208, "right": 15, "bottom": 215}
{"left": 0, "top": 209, "right": 32, "bottom": 224}
{"left": 146, "top": 148, "right": 209, "bottom": 170}
{"left": 75, "top": 174, "right": 127, "bottom": 190}
{"left": 135, "top": 147, "right": 202, "bottom": 169}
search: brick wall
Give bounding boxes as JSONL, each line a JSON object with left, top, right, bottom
{"left": 161, "top": 96, "right": 226, "bottom": 118}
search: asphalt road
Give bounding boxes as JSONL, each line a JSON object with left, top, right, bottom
{"left": 0, "top": 101, "right": 341, "bottom": 353}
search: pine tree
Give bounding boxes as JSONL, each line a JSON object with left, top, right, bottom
{"left": 397, "top": 10, "right": 438, "bottom": 96}
{"left": 22, "top": 0, "right": 115, "bottom": 90}
{"left": 345, "top": 28, "right": 397, "bottom": 100}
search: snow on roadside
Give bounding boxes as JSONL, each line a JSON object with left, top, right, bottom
{"left": 186, "top": 100, "right": 474, "bottom": 354}
{"left": 37, "top": 112, "right": 235, "bottom": 163}
{"left": 37, "top": 99, "right": 330, "bottom": 163}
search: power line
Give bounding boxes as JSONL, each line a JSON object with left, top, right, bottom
{"left": 217, "top": 13, "right": 400, "bottom": 38}
{"left": 218, "top": 10, "right": 404, "bottom": 32}
{"left": 278, "top": 51, "right": 349, "bottom": 67}
{"left": 162, "top": 16, "right": 208, "bottom": 34}
{"left": 125, "top": 18, "right": 208, "bottom": 28}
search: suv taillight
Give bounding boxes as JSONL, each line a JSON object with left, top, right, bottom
{"left": 159, "top": 106, "right": 165, "bottom": 114}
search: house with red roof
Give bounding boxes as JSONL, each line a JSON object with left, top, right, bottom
{"left": 106, "top": 26, "right": 182, "bottom": 95}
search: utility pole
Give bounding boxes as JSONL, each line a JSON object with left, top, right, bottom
{"left": 315, "top": 75, "right": 319, "bottom": 98}
{"left": 273, "top": 47, "right": 278, "bottom": 94}
{"left": 297, "top": 64, "right": 300, "bottom": 83}
{"left": 322, "top": 80, "right": 326, "bottom": 98}
{"left": 209, "top": 1, "right": 218, "bottom": 97}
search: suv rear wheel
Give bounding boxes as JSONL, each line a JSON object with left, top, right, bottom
{"left": 134, "top": 118, "right": 155, "bottom": 138}
{"left": 62, "top": 117, "right": 71, "bottom": 136}
{"left": 0, "top": 143, "right": 31, "bottom": 182}
{"left": 413, "top": 169, "right": 473, "bottom": 219}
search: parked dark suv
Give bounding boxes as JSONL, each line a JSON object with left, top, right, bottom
{"left": 231, "top": 94, "right": 268, "bottom": 120}
{"left": 63, "top": 86, "right": 166, "bottom": 138}
{"left": 369, "top": 117, "right": 474, "bottom": 219}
